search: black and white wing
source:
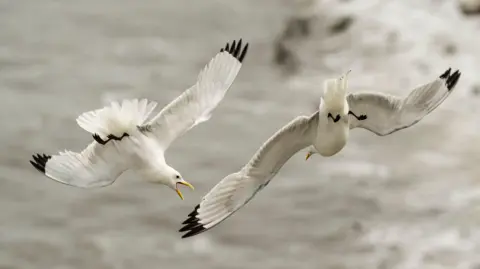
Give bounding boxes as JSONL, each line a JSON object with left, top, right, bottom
{"left": 76, "top": 99, "right": 158, "bottom": 144}
{"left": 347, "top": 68, "right": 461, "bottom": 136}
{"left": 179, "top": 112, "right": 319, "bottom": 238}
{"left": 143, "top": 39, "right": 249, "bottom": 149}
{"left": 30, "top": 141, "right": 130, "bottom": 188}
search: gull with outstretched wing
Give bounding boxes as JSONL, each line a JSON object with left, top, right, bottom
{"left": 180, "top": 112, "right": 319, "bottom": 238}
{"left": 305, "top": 68, "right": 461, "bottom": 159}
{"left": 180, "top": 67, "right": 461, "bottom": 237}
{"left": 30, "top": 39, "right": 249, "bottom": 200}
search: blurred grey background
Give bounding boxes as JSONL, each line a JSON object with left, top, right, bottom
{"left": 1, "top": 0, "right": 480, "bottom": 268}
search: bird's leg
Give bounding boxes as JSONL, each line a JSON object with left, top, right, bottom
{"left": 93, "top": 133, "right": 108, "bottom": 145}
{"left": 107, "top": 132, "right": 130, "bottom": 141}
{"left": 348, "top": 111, "right": 367, "bottom": 121}
{"left": 93, "top": 133, "right": 129, "bottom": 145}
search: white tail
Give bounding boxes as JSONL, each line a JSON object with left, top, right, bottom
{"left": 322, "top": 79, "right": 343, "bottom": 108}
{"left": 76, "top": 99, "right": 158, "bottom": 137}
{"left": 321, "top": 71, "right": 350, "bottom": 110}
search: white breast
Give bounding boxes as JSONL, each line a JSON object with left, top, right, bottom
{"left": 313, "top": 117, "right": 349, "bottom": 157}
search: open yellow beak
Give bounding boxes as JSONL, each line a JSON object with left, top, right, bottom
{"left": 175, "top": 181, "right": 195, "bottom": 200}
{"left": 305, "top": 152, "right": 313, "bottom": 161}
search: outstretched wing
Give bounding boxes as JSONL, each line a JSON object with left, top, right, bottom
{"left": 30, "top": 141, "right": 130, "bottom": 188}
{"left": 179, "top": 113, "right": 319, "bottom": 238}
{"left": 347, "top": 68, "right": 461, "bottom": 136}
{"left": 144, "top": 39, "right": 249, "bottom": 150}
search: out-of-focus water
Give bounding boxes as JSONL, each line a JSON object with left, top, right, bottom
{"left": 1, "top": 0, "right": 480, "bottom": 268}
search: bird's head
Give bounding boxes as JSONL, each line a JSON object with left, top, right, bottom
{"left": 305, "top": 146, "right": 317, "bottom": 161}
{"left": 321, "top": 70, "right": 351, "bottom": 122}
{"left": 152, "top": 166, "right": 194, "bottom": 200}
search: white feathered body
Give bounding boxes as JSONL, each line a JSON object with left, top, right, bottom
{"left": 76, "top": 99, "right": 170, "bottom": 182}
{"left": 126, "top": 130, "right": 169, "bottom": 178}
{"left": 312, "top": 79, "right": 350, "bottom": 157}
{"left": 314, "top": 114, "right": 349, "bottom": 156}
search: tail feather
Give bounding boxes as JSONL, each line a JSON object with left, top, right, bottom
{"left": 76, "top": 98, "right": 158, "bottom": 137}
{"left": 322, "top": 78, "right": 346, "bottom": 110}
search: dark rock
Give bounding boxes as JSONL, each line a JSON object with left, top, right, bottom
{"left": 272, "top": 39, "right": 300, "bottom": 74}
{"left": 283, "top": 17, "right": 313, "bottom": 39}
{"left": 329, "top": 15, "right": 354, "bottom": 35}
{"left": 471, "top": 84, "right": 480, "bottom": 96}
{"left": 459, "top": 0, "right": 480, "bottom": 15}
{"left": 443, "top": 43, "right": 457, "bottom": 55}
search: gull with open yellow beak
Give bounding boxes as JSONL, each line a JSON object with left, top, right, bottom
{"left": 175, "top": 181, "right": 195, "bottom": 200}
{"left": 29, "top": 39, "right": 249, "bottom": 201}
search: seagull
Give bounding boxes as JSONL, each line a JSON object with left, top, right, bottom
{"left": 179, "top": 112, "right": 319, "bottom": 238}
{"left": 179, "top": 67, "right": 461, "bottom": 238}
{"left": 304, "top": 68, "right": 461, "bottom": 160}
{"left": 29, "top": 39, "right": 249, "bottom": 200}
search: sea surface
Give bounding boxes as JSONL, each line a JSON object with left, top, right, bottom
{"left": 1, "top": 0, "right": 480, "bottom": 268}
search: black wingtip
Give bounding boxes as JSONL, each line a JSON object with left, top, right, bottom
{"left": 439, "top": 68, "right": 461, "bottom": 91}
{"left": 30, "top": 153, "right": 52, "bottom": 173}
{"left": 439, "top": 68, "right": 451, "bottom": 79}
{"left": 182, "top": 215, "right": 199, "bottom": 225}
{"left": 179, "top": 204, "right": 207, "bottom": 238}
{"left": 221, "top": 39, "right": 249, "bottom": 63}
{"left": 188, "top": 204, "right": 200, "bottom": 217}
{"left": 181, "top": 225, "right": 207, "bottom": 239}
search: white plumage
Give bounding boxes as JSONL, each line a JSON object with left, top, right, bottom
{"left": 76, "top": 99, "right": 158, "bottom": 139}
{"left": 306, "top": 68, "right": 461, "bottom": 159}
{"left": 180, "top": 113, "right": 319, "bottom": 237}
{"left": 38, "top": 142, "right": 127, "bottom": 188}
{"left": 30, "top": 39, "right": 249, "bottom": 199}
{"left": 179, "top": 68, "right": 461, "bottom": 238}
{"left": 346, "top": 69, "right": 460, "bottom": 136}
{"left": 146, "top": 48, "right": 245, "bottom": 149}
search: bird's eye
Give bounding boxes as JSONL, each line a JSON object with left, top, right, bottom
{"left": 175, "top": 175, "right": 180, "bottom": 179}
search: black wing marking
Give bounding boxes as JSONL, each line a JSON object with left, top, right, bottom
{"left": 30, "top": 153, "right": 52, "bottom": 174}
{"left": 348, "top": 111, "right": 367, "bottom": 121}
{"left": 92, "top": 132, "right": 129, "bottom": 145}
{"left": 439, "top": 68, "right": 461, "bottom": 91}
{"left": 179, "top": 205, "right": 207, "bottom": 238}
{"left": 220, "top": 39, "right": 249, "bottom": 63}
